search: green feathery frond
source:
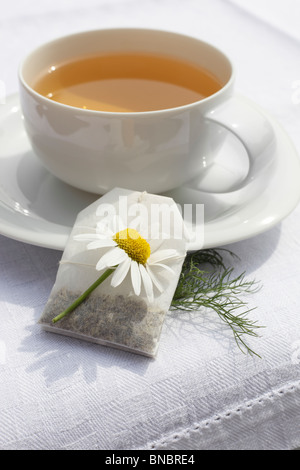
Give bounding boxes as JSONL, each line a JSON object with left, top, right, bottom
{"left": 171, "top": 249, "right": 263, "bottom": 357}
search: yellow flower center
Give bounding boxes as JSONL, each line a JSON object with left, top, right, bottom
{"left": 113, "top": 228, "right": 151, "bottom": 265}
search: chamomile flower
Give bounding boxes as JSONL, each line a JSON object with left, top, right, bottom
{"left": 74, "top": 215, "right": 182, "bottom": 303}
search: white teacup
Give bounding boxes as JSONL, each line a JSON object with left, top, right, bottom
{"left": 18, "top": 28, "right": 275, "bottom": 194}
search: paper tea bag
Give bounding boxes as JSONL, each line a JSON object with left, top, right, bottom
{"left": 38, "top": 188, "right": 189, "bottom": 357}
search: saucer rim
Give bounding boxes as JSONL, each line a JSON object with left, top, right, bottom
{"left": 0, "top": 93, "right": 300, "bottom": 252}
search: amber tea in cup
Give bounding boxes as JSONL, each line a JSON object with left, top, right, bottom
{"left": 19, "top": 28, "right": 274, "bottom": 194}
{"left": 32, "top": 52, "right": 223, "bottom": 112}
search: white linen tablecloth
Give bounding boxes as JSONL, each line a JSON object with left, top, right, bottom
{"left": 1, "top": 0, "right": 300, "bottom": 450}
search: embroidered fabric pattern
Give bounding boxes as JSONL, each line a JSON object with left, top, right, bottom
{"left": 145, "top": 380, "right": 300, "bottom": 450}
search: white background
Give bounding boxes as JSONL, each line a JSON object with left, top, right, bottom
{"left": 0, "top": 0, "right": 300, "bottom": 450}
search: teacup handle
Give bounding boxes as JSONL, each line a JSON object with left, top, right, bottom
{"left": 205, "top": 95, "right": 276, "bottom": 193}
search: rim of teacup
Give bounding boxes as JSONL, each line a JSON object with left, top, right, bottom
{"left": 18, "top": 27, "right": 235, "bottom": 117}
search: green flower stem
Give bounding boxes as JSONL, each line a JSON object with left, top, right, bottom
{"left": 52, "top": 267, "right": 115, "bottom": 324}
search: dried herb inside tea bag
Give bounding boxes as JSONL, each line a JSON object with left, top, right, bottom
{"left": 38, "top": 188, "right": 189, "bottom": 357}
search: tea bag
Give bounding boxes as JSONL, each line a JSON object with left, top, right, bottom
{"left": 38, "top": 188, "right": 189, "bottom": 357}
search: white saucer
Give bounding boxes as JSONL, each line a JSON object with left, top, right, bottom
{"left": 0, "top": 93, "right": 300, "bottom": 251}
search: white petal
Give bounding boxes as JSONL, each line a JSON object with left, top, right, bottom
{"left": 96, "top": 248, "right": 114, "bottom": 270}
{"left": 148, "top": 238, "right": 164, "bottom": 253}
{"left": 128, "top": 215, "right": 141, "bottom": 230}
{"left": 111, "top": 214, "right": 126, "bottom": 233}
{"left": 111, "top": 258, "right": 131, "bottom": 287}
{"left": 145, "top": 265, "right": 164, "bottom": 293}
{"left": 96, "top": 247, "right": 128, "bottom": 270}
{"left": 148, "top": 221, "right": 160, "bottom": 241}
{"left": 87, "top": 238, "right": 116, "bottom": 250}
{"left": 130, "top": 260, "right": 141, "bottom": 296}
{"left": 150, "top": 262, "right": 175, "bottom": 274}
{"left": 148, "top": 249, "right": 178, "bottom": 264}
{"left": 96, "top": 225, "right": 114, "bottom": 238}
{"left": 74, "top": 233, "right": 100, "bottom": 241}
{"left": 139, "top": 264, "right": 154, "bottom": 303}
